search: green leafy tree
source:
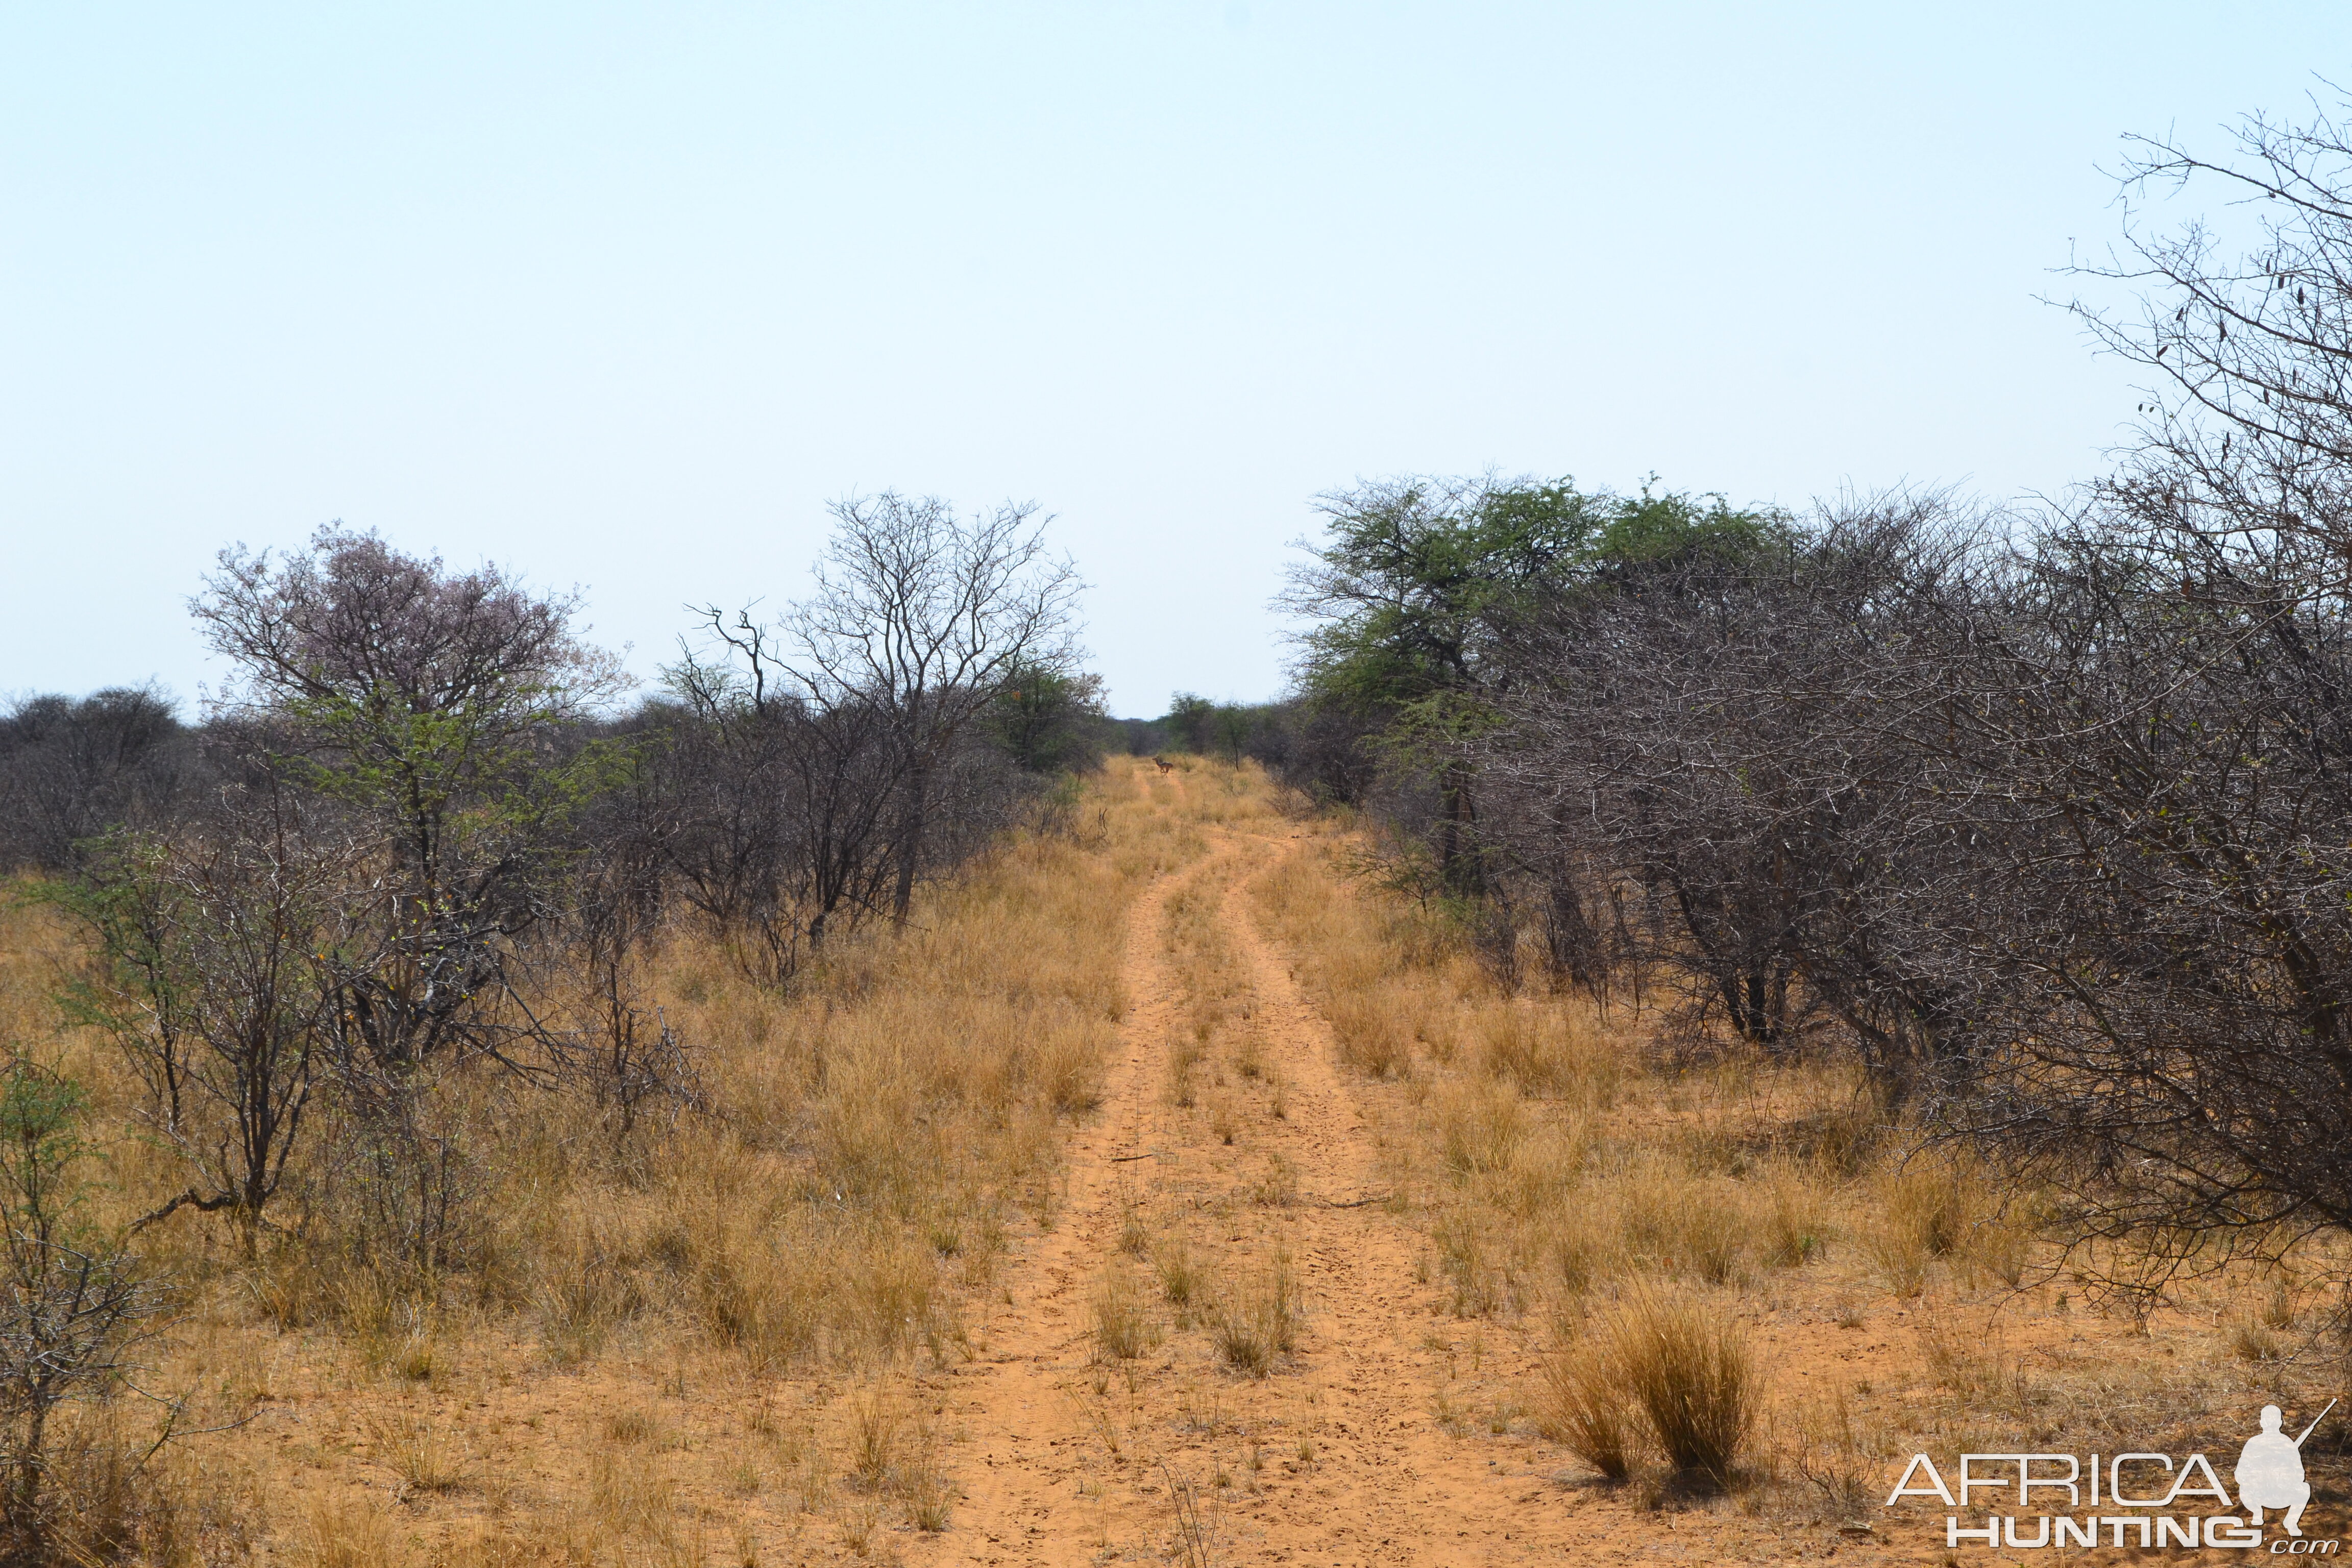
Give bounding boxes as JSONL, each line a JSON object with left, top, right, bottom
{"left": 989, "top": 659, "right": 1107, "bottom": 773}
{"left": 1284, "top": 475, "right": 1786, "bottom": 890}
{"left": 1282, "top": 475, "right": 1595, "bottom": 888}
{"left": 1161, "top": 694, "right": 1218, "bottom": 755}
{"left": 1282, "top": 475, "right": 1597, "bottom": 719}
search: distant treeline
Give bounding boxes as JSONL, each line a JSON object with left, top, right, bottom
{"left": 0, "top": 686, "right": 197, "bottom": 872}
{"left": 0, "top": 669, "right": 1313, "bottom": 881}
{"left": 1098, "top": 694, "right": 1356, "bottom": 791}
{"left": 1, "top": 674, "right": 1110, "bottom": 883}
{"left": 2, "top": 520, "right": 1109, "bottom": 903}
{"left": 4, "top": 645, "right": 1340, "bottom": 883}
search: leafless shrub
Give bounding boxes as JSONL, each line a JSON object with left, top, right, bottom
{"left": 0, "top": 1059, "right": 174, "bottom": 1554}
{"left": 66, "top": 777, "right": 345, "bottom": 1255}
{"left": 558, "top": 826, "right": 699, "bottom": 1141}
{"left": 0, "top": 687, "right": 195, "bottom": 874}
{"left": 1468, "top": 493, "right": 2007, "bottom": 1094}
{"left": 651, "top": 494, "right": 1080, "bottom": 982}
{"left": 1163, "top": 1459, "right": 1220, "bottom": 1568}
{"left": 1397, "top": 420, "right": 2352, "bottom": 1293}
{"left": 643, "top": 640, "right": 905, "bottom": 981}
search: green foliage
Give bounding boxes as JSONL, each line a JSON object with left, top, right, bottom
{"left": 1163, "top": 693, "right": 1217, "bottom": 753}
{"left": 1287, "top": 474, "right": 1788, "bottom": 721}
{"left": 1367, "top": 688, "right": 1510, "bottom": 782}
{"left": 1282, "top": 472, "right": 1790, "bottom": 896}
{"left": 281, "top": 693, "right": 635, "bottom": 906}
{"left": 0, "top": 1066, "right": 97, "bottom": 1250}
{"left": 988, "top": 660, "right": 1108, "bottom": 773}
{"left": 1587, "top": 486, "right": 1792, "bottom": 575}
{"left": 1287, "top": 476, "right": 1596, "bottom": 718}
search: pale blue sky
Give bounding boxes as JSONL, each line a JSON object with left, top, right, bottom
{"left": 4, "top": 4, "right": 2345, "bottom": 715}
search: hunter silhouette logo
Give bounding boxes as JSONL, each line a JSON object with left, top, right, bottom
{"left": 2241, "top": 1401, "right": 2333, "bottom": 1537}
{"left": 1884, "top": 1400, "right": 2338, "bottom": 1551}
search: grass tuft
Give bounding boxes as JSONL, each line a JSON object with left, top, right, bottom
{"left": 1212, "top": 1249, "right": 1303, "bottom": 1377}
{"left": 1535, "top": 1291, "right": 1755, "bottom": 1486}
{"left": 1093, "top": 1270, "right": 1161, "bottom": 1361}
{"left": 1538, "top": 1338, "right": 1635, "bottom": 1480}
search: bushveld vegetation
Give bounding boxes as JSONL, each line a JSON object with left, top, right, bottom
{"left": 0, "top": 493, "right": 1141, "bottom": 1560}
{"left": 8, "top": 97, "right": 2352, "bottom": 1564}
{"left": 1266, "top": 102, "right": 2352, "bottom": 1319}
{"left": 1251, "top": 785, "right": 2349, "bottom": 1537}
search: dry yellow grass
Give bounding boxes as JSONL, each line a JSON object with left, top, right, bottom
{"left": 1209, "top": 1247, "right": 1302, "bottom": 1379}
{"left": 1540, "top": 1288, "right": 1755, "bottom": 1485}
{"left": 1091, "top": 1268, "right": 1161, "bottom": 1362}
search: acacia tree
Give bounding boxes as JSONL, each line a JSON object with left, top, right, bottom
{"left": 1471, "top": 475, "right": 2352, "bottom": 1266}
{"left": 1263, "top": 101, "right": 2352, "bottom": 1295}
{"left": 1467, "top": 496, "right": 1847, "bottom": 1042}
{"left": 192, "top": 526, "right": 628, "bottom": 1080}
{"left": 1281, "top": 475, "right": 1596, "bottom": 885}
{"left": 781, "top": 494, "right": 1082, "bottom": 923}
{"left": 1285, "top": 475, "right": 1784, "bottom": 893}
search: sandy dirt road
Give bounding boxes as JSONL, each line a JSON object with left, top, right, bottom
{"left": 910, "top": 798, "right": 1608, "bottom": 1566}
